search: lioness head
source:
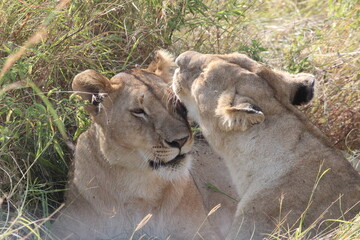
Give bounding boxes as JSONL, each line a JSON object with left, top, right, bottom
{"left": 72, "top": 64, "right": 193, "bottom": 180}
{"left": 172, "top": 51, "right": 315, "bottom": 132}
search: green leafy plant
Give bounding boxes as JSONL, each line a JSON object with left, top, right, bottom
{"left": 238, "top": 39, "right": 267, "bottom": 62}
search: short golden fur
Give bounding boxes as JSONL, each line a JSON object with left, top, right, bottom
{"left": 49, "top": 51, "right": 230, "bottom": 240}
{"left": 172, "top": 51, "right": 360, "bottom": 240}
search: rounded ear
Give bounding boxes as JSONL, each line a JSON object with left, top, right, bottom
{"left": 291, "top": 73, "right": 315, "bottom": 106}
{"left": 215, "top": 90, "right": 265, "bottom": 132}
{"left": 72, "top": 69, "right": 114, "bottom": 115}
{"left": 146, "top": 49, "right": 176, "bottom": 83}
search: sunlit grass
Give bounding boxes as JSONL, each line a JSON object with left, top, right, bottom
{"left": 0, "top": 0, "right": 358, "bottom": 239}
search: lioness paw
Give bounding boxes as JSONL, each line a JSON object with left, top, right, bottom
{"left": 215, "top": 91, "right": 264, "bottom": 132}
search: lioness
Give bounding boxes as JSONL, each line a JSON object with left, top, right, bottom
{"left": 50, "top": 51, "right": 227, "bottom": 240}
{"left": 172, "top": 51, "right": 360, "bottom": 240}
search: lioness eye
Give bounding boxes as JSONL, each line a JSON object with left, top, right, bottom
{"left": 130, "top": 108, "right": 147, "bottom": 119}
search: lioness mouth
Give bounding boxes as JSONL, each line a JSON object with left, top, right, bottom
{"left": 149, "top": 154, "right": 186, "bottom": 169}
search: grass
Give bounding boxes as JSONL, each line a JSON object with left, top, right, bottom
{"left": 0, "top": 0, "right": 359, "bottom": 239}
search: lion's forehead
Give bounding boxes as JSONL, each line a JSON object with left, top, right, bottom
{"left": 110, "top": 72, "right": 188, "bottom": 126}
{"left": 183, "top": 58, "right": 268, "bottom": 94}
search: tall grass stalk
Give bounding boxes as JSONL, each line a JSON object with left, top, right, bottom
{"left": 191, "top": 204, "right": 221, "bottom": 240}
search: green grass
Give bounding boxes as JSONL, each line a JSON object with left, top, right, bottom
{"left": 0, "top": 0, "right": 359, "bottom": 239}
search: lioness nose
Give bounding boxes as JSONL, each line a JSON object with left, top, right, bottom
{"left": 165, "top": 136, "right": 189, "bottom": 149}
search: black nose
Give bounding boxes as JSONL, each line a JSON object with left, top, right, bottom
{"left": 165, "top": 136, "right": 189, "bottom": 149}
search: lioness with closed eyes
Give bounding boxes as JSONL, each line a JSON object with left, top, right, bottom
{"left": 172, "top": 51, "right": 360, "bottom": 240}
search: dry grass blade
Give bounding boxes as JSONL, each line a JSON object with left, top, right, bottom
{"left": 0, "top": 81, "right": 26, "bottom": 96}
{"left": 134, "top": 213, "right": 153, "bottom": 232}
{"left": 191, "top": 204, "right": 221, "bottom": 240}
{"left": 19, "top": 203, "right": 65, "bottom": 240}
{"left": 207, "top": 203, "right": 221, "bottom": 216}
{"left": 0, "top": 27, "right": 47, "bottom": 81}
{"left": 0, "top": 0, "right": 70, "bottom": 82}
{"left": 128, "top": 214, "right": 153, "bottom": 240}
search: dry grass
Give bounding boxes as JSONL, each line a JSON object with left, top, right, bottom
{"left": 0, "top": 0, "right": 359, "bottom": 239}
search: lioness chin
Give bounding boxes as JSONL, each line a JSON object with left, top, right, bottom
{"left": 49, "top": 51, "right": 228, "bottom": 240}
{"left": 172, "top": 51, "right": 360, "bottom": 240}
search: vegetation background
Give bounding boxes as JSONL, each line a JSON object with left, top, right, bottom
{"left": 0, "top": 0, "right": 358, "bottom": 239}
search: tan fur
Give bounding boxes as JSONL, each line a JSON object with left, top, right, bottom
{"left": 172, "top": 51, "right": 360, "bottom": 240}
{"left": 146, "top": 49, "right": 176, "bottom": 82}
{"left": 191, "top": 139, "right": 239, "bottom": 237}
{"left": 50, "top": 51, "right": 226, "bottom": 240}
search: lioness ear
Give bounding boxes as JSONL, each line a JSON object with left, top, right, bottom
{"left": 146, "top": 49, "right": 176, "bottom": 83}
{"left": 72, "top": 69, "right": 114, "bottom": 115}
{"left": 215, "top": 91, "right": 265, "bottom": 132}
{"left": 291, "top": 73, "right": 315, "bottom": 106}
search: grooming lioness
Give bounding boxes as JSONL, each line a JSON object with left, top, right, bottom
{"left": 172, "top": 51, "right": 360, "bottom": 240}
{"left": 50, "top": 51, "right": 228, "bottom": 240}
